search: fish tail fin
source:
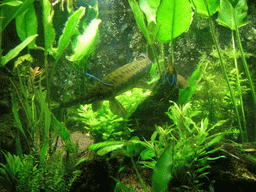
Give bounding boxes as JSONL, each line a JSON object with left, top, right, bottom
{"left": 92, "top": 101, "right": 103, "bottom": 112}
{"left": 109, "top": 98, "right": 127, "bottom": 116}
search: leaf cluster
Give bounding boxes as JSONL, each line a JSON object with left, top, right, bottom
{"left": 0, "top": 150, "right": 80, "bottom": 191}
{"left": 88, "top": 102, "right": 226, "bottom": 191}
{"left": 76, "top": 88, "right": 150, "bottom": 142}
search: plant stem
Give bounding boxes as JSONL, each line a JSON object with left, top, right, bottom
{"left": 233, "top": 7, "right": 256, "bottom": 141}
{"left": 231, "top": 29, "right": 248, "bottom": 141}
{"left": 203, "top": 0, "right": 244, "bottom": 142}
{"left": 130, "top": 156, "right": 149, "bottom": 192}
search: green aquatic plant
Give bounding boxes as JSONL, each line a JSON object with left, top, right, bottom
{"left": 152, "top": 102, "right": 226, "bottom": 192}
{"left": 128, "top": 0, "right": 193, "bottom": 75}
{"left": 89, "top": 102, "right": 226, "bottom": 191}
{"left": 75, "top": 88, "right": 150, "bottom": 142}
{"left": 0, "top": 150, "right": 81, "bottom": 191}
{"left": 128, "top": 0, "right": 254, "bottom": 142}
{"left": 193, "top": 0, "right": 253, "bottom": 142}
{"left": 190, "top": 50, "right": 250, "bottom": 135}
{"left": 0, "top": 0, "right": 101, "bottom": 190}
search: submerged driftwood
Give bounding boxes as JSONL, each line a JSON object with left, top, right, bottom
{"left": 207, "top": 142, "right": 256, "bottom": 191}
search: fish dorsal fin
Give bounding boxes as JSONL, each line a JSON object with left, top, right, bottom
{"left": 109, "top": 98, "right": 127, "bottom": 116}
{"left": 92, "top": 101, "right": 103, "bottom": 112}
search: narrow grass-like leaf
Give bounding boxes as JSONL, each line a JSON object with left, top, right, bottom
{"left": 11, "top": 93, "right": 28, "bottom": 145}
{"left": 42, "top": 0, "right": 55, "bottom": 52}
{"left": 40, "top": 138, "right": 48, "bottom": 165}
{"left": 89, "top": 141, "right": 125, "bottom": 151}
{"left": 1, "top": 34, "right": 38, "bottom": 66}
{"left": 0, "top": 1, "right": 23, "bottom": 7}
{"left": 52, "top": 116, "right": 74, "bottom": 152}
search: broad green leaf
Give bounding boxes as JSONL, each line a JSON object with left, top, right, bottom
{"left": 42, "top": 0, "right": 55, "bottom": 52}
{"left": 52, "top": 116, "right": 74, "bottom": 152}
{"left": 139, "top": 0, "right": 161, "bottom": 24}
{"left": 140, "top": 148, "right": 155, "bottom": 160}
{"left": 89, "top": 141, "right": 125, "bottom": 151}
{"left": 156, "top": 0, "right": 192, "bottom": 43}
{"left": 16, "top": 5, "right": 37, "bottom": 49}
{"left": 128, "top": 0, "right": 150, "bottom": 43}
{"left": 178, "top": 84, "right": 197, "bottom": 105}
{"left": 2, "top": 0, "right": 35, "bottom": 31}
{"left": 216, "top": 0, "right": 248, "bottom": 30}
{"left": 67, "top": 18, "right": 101, "bottom": 62}
{"left": 152, "top": 144, "right": 174, "bottom": 192}
{"left": 1, "top": 34, "right": 38, "bottom": 66}
{"left": 54, "top": 7, "right": 85, "bottom": 60}
{"left": 192, "top": 0, "right": 220, "bottom": 18}
{"left": 97, "top": 144, "right": 124, "bottom": 156}
{"left": 179, "top": 62, "right": 204, "bottom": 105}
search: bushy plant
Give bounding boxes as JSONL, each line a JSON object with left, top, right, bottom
{"left": 89, "top": 101, "right": 226, "bottom": 191}
{"left": 76, "top": 88, "right": 150, "bottom": 142}
{"left": 0, "top": 150, "right": 81, "bottom": 191}
{"left": 191, "top": 50, "right": 250, "bottom": 135}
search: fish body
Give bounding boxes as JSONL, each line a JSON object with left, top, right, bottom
{"left": 60, "top": 54, "right": 152, "bottom": 116}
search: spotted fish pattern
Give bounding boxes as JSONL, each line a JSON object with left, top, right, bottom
{"left": 60, "top": 54, "right": 152, "bottom": 116}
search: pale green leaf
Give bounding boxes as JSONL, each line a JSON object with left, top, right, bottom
{"left": 156, "top": 0, "right": 192, "bottom": 43}
{"left": 67, "top": 19, "right": 101, "bottom": 62}
{"left": 192, "top": 0, "right": 220, "bottom": 18}
{"left": 0, "top": 1, "right": 23, "bottom": 7}
{"left": 216, "top": 0, "right": 249, "bottom": 30}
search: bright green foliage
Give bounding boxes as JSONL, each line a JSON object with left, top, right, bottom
{"left": 152, "top": 144, "right": 173, "bottom": 192}
{"left": 67, "top": 18, "right": 101, "bottom": 62}
{"left": 89, "top": 101, "right": 226, "bottom": 191}
{"left": 192, "top": 0, "right": 220, "bottom": 18}
{"left": 191, "top": 50, "right": 250, "bottom": 131}
{"left": 77, "top": 88, "right": 150, "bottom": 142}
{"left": 217, "top": 0, "right": 249, "bottom": 30}
{"left": 53, "top": 7, "right": 86, "bottom": 60}
{"left": 0, "top": 151, "right": 80, "bottom": 191}
{"left": 128, "top": 0, "right": 151, "bottom": 44}
{"left": 156, "top": 0, "right": 192, "bottom": 43}
{"left": 151, "top": 102, "right": 226, "bottom": 191}
{"left": 139, "top": 0, "right": 161, "bottom": 25}
{"left": 179, "top": 61, "right": 205, "bottom": 105}
{"left": 16, "top": 5, "right": 38, "bottom": 49}
{"left": 42, "top": 0, "right": 55, "bottom": 53}
{"left": 1, "top": 0, "right": 35, "bottom": 31}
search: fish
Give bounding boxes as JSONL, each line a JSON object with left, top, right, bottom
{"left": 59, "top": 53, "right": 152, "bottom": 116}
